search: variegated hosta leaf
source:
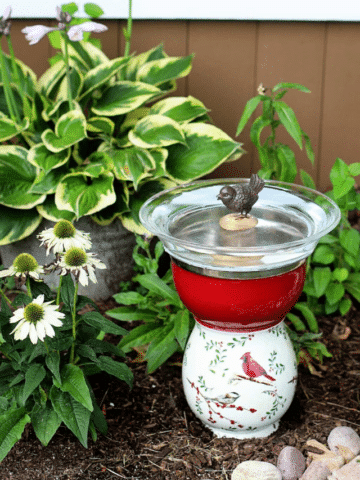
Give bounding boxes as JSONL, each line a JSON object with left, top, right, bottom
{"left": 124, "top": 44, "right": 166, "bottom": 81}
{"left": 81, "top": 57, "right": 130, "bottom": 99}
{"left": 0, "top": 205, "right": 42, "bottom": 245}
{"left": 29, "top": 165, "right": 69, "bottom": 195}
{"left": 36, "top": 196, "right": 76, "bottom": 222}
{"left": 119, "top": 108, "right": 150, "bottom": 133}
{"left": 149, "top": 96, "right": 209, "bottom": 124}
{"left": 91, "top": 81, "right": 161, "bottom": 116}
{"left": 67, "top": 40, "right": 110, "bottom": 71}
{"left": 91, "top": 182, "right": 130, "bottom": 226}
{"left": 86, "top": 117, "right": 114, "bottom": 135}
{"left": 120, "top": 179, "right": 176, "bottom": 234}
{"left": 0, "top": 117, "right": 30, "bottom": 142}
{"left": 55, "top": 172, "right": 116, "bottom": 218}
{"left": 136, "top": 55, "right": 193, "bottom": 86}
{"left": 165, "top": 123, "right": 245, "bottom": 182}
{"left": 55, "top": 66, "right": 83, "bottom": 103}
{"left": 28, "top": 144, "right": 70, "bottom": 173}
{"left": 128, "top": 115, "right": 186, "bottom": 149}
{"left": 0, "top": 52, "right": 37, "bottom": 97}
{"left": 148, "top": 148, "right": 168, "bottom": 179}
{"left": 111, "top": 147, "right": 156, "bottom": 190}
{"left": 38, "top": 60, "right": 66, "bottom": 98}
{"left": 42, "top": 110, "right": 87, "bottom": 152}
{"left": 0, "top": 146, "right": 46, "bottom": 208}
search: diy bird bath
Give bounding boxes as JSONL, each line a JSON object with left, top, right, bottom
{"left": 139, "top": 178, "right": 341, "bottom": 439}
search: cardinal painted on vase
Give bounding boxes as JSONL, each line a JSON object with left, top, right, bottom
{"left": 240, "top": 352, "right": 276, "bottom": 382}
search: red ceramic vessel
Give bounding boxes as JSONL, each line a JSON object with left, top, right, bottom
{"left": 171, "top": 261, "right": 306, "bottom": 332}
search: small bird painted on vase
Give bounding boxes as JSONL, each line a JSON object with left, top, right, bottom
{"left": 203, "top": 391, "right": 240, "bottom": 405}
{"left": 240, "top": 352, "right": 276, "bottom": 382}
{"left": 217, "top": 173, "right": 265, "bottom": 218}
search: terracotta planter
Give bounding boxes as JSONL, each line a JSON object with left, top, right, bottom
{"left": 0, "top": 217, "right": 136, "bottom": 301}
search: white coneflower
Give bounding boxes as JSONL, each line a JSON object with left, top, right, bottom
{"left": 38, "top": 219, "right": 92, "bottom": 255}
{"left": 57, "top": 247, "right": 106, "bottom": 286}
{"left": 10, "top": 294, "right": 65, "bottom": 344}
{"left": 0, "top": 253, "right": 44, "bottom": 280}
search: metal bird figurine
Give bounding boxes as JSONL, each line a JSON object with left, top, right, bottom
{"left": 217, "top": 174, "right": 265, "bottom": 218}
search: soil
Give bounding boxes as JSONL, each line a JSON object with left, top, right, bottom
{"left": 1, "top": 211, "right": 360, "bottom": 480}
{"left": 0, "top": 295, "right": 359, "bottom": 480}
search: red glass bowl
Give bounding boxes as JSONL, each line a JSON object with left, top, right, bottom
{"left": 171, "top": 261, "right": 306, "bottom": 332}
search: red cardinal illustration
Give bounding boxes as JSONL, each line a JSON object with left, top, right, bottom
{"left": 240, "top": 352, "right": 276, "bottom": 381}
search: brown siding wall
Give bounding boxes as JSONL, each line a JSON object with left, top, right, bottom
{"left": 7, "top": 20, "right": 360, "bottom": 190}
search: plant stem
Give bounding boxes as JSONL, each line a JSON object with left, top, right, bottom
{"left": 69, "top": 280, "right": 79, "bottom": 364}
{"left": 7, "top": 36, "right": 31, "bottom": 120}
{"left": 62, "top": 33, "right": 74, "bottom": 111}
{"left": 0, "top": 41, "right": 19, "bottom": 122}
{"left": 56, "top": 276, "right": 63, "bottom": 305}
{"left": 0, "top": 288, "right": 13, "bottom": 307}
{"left": 123, "top": 0, "right": 133, "bottom": 57}
{"left": 26, "top": 277, "right": 32, "bottom": 299}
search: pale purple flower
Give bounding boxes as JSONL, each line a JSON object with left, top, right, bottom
{"left": 22, "top": 25, "right": 58, "bottom": 45}
{"left": 67, "top": 21, "right": 108, "bottom": 41}
{"left": 0, "top": 6, "right": 12, "bottom": 36}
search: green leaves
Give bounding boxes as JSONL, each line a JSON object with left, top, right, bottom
{"left": 91, "top": 81, "right": 161, "bottom": 116}
{"left": 42, "top": 111, "right": 87, "bottom": 152}
{"left": 60, "top": 365, "right": 93, "bottom": 412}
{"left": 50, "top": 387, "right": 91, "bottom": 448}
{"left": 0, "top": 407, "right": 30, "bottom": 462}
{"left": 136, "top": 55, "right": 193, "bottom": 86}
{"left": 129, "top": 115, "right": 186, "bottom": 148}
{"left": 273, "top": 101, "right": 303, "bottom": 149}
{"left": 31, "top": 405, "right": 62, "bottom": 447}
{"left": 134, "top": 273, "right": 183, "bottom": 307}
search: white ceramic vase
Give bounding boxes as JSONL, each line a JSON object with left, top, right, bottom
{"left": 182, "top": 320, "right": 297, "bottom": 439}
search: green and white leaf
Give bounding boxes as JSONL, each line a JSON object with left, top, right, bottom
{"left": 55, "top": 171, "right": 115, "bottom": 218}
{"left": 0, "top": 146, "right": 46, "bottom": 208}
{"left": 136, "top": 55, "right": 193, "bottom": 86}
{"left": 42, "top": 110, "right": 87, "bottom": 153}
{"left": 0, "top": 116, "right": 29, "bottom": 142}
{"left": 55, "top": 66, "right": 83, "bottom": 103}
{"left": 149, "top": 96, "right": 208, "bottom": 123}
{"left": 129, "top": 115, "right": 186, "bottom": 148}
{"left": 165, "top": 123, "right": 244, "bottom": 181}
{"left": 38, "top": 60, "right": 66, "bottom": 97}
{"left": 86, "top": 117, "right": 114, "bottom": 135}
{"left": 28, "top": 144, "right": 70, "bottom": 173}
{"left": 110, "top": 146, "right": 156, "bottom": 189}
{"left": 91, "top": 81, "right": 161, "bottom": 116}
{"left": 124, "top": 44, "right": 166, "bottom": 81}
{"left": 36, "top": 196, "right": 76, "bottom": 222}
{"left": 81, "top": 57, "right": 129, "bottom": 98}
{"left": 0, "top": 206, "right": 42, "bottom": 245}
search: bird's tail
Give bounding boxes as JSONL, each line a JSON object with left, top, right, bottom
{"left": 249, "top": 174, "right": 265, "bottom": 194}
{"left": 264, "top": 374, "right": 276, "bottom": 382}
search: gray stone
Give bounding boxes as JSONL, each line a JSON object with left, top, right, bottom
{"left": 299, "top": 461, "right": 331, "bottom": 480}
{"left": 277, "top": 446, "right": 306, "bottom": 480}
{"left": 327, "top": 426, "right": 360, "bottom": 456}
{"left": 0, "top": 217, "right": 136, "bottom": 301}
{"left": 327, "top": 455, "right": 360, "bottom": 479}
{"left": 231, "top": 461, "right": 282, "bottom": 480}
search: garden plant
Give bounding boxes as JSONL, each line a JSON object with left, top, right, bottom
{"left": 0, "top": 219, "right": 133, "bottom": 461}
{"left": 0, "top": 2, "right": 244, "bottom": 244}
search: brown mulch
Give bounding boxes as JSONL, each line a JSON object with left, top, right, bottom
{"left": 0, "top": 296, "right": 359, "bottom": 480}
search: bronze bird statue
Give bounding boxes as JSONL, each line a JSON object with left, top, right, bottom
{"left": 217, "top": 174, "right": 265, "bottom": 218}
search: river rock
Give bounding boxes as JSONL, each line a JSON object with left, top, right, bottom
{"left": 328, "top": 426, "right": 360, "bottom": 456}
{"left": 277, "top": 446, "right": 306, "bottom": 480}
{"left": 299, "top": 461, "right": 331, "bottom": 480}
{"left": 327, "top": 455, "right": 360, "bottom": 479}
{"left": 231, "top": 461, "right": 282, "bottom": 480}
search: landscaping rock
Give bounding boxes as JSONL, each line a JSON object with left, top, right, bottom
{"left": 327, "top": 426, "right": 360, "bottom": 456}
{"left": 277, "top": 446, "right": 306, "bottom": 480}
{"left": 327, "top": 455, "right": 360, "bottom": 479}
{"left": 299, "top": 461, "right": 331, "bottom": 480}
{"left": 231, "top": 460, "right": 282, "bottom": 480}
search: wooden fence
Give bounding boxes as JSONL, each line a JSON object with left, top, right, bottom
{"left": 8, "top": 19, "right": 360, "bottom": 190}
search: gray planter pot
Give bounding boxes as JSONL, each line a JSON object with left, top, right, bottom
{"left": 0, "top": 217, "right": 136, "bottom": 301}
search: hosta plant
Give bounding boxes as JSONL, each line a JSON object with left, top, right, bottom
{"left": 0, "top": 219, "right": 133, "bottom": 461}
{"left": 0, "top": 2, "right": 244, "bottom": 244}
